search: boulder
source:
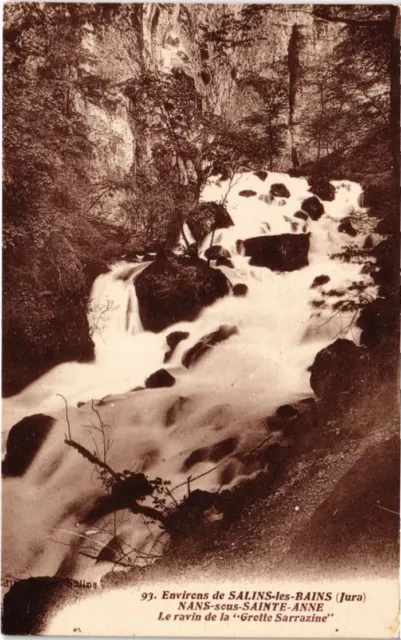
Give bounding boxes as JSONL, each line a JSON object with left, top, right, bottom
{"left": 186, "top": 202, "right": 233, "bottom": 242}
{"left": 2, "top": 577, "right": 85, "bottom": 635}
{"left": 182, "top": 324, "right": 238, "bottom": 368}
{"left": 259, "top": 194, "right": 273, "bottom": 205}
{"left": 270, "top": 183, "right": 290, "bottom": 198}
{"left": 308, "top": 176, "right": 335, "bottom": 201}
{"left": 254, "top": 170, "right": 268, "bottom": 182}
{"left": 309, "top": 339, "right": 360, "bottom": 398}
{"left": 294, "top": 210, "right": 308, "bottom": 221}
{"left": 167, "top": 331, "right": 190, "bottom": 350}
{"left": 164, "top": 331, "right": 190, "bottom": 363}
{"left": 276, "top": 404, "right": 298, "bottom": 419}
{"left": 311, "top": 274, "right": 330, "bottom": 288}
{"left": 358, "top": 297, "right": 399, "bottom": 348}
{"left": 338, "top": 218, "right": 357, "bottom": 237}
{"left": 301, "top": 196, "right": 324, "bottom": 221}
{"left": 239, "top": 190, "right": 257, "bottom": 197}
{"left": 216, "top": 257, "right": 235, "bottom": 269}
{"left": 233, "top": 283, "right": 248, "bottom": 297}
{"left": 135, "top": 254, "right": 230, "bottom": 332}
{"left": 3, "top": 414, "right": 55, "bottom": 477}
{"left": 145, "top": 369, "right": 176, "bottom": 389}
{"left": 204, "top": 245, "right": 231, "bottom": 261}
{"left": 244, "top": 233, "right": 310, "bottom": 272}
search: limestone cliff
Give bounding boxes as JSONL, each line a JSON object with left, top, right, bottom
{"left": 74, "top": 4, "right": 341, "bottom": 222}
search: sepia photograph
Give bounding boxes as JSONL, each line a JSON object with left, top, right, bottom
{"left": 2, "top": 2, "right": 400, "bottom": 636}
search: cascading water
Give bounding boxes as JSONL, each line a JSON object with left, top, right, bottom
{"left": 2, "top": 171, "right": 378, "bottom": 584}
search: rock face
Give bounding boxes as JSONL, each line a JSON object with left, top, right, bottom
{"left": 186, "top": 202, "right": 234, "bottom": 242}
{"left": 8, "top": 7, "right": 343, "bottom": 232}
{"left": 135, "top": 254, "right": 230, "bottom": 332}
{"left": 244, "top": 233, "right": 310, "bottom": 272}
{"left": 3, "top": 414, "right": 55, "bottom": 477}
{"left": 182, "top": 324, "right": 238, "bottom": 368}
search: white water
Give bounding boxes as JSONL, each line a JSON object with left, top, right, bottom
{"left": 2, "top": 171, "right": 377, "bottom": 583}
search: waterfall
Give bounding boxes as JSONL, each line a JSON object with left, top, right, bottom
{"left": 2, "top": 171, "right": 378, "bottom": 583}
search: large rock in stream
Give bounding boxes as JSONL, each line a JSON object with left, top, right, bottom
{"left": 3, "top": 414, "right": 55, "bottom": 477}
{"left": 135, "top": 254, "right": 230, "bottom": 332}
{"left": 244, "top": 233, "right": 310, "bottom": 272}
{"left": 186, "top": 202, "right": 233, "bottom": 242}
{"left": 308, "top": 176, "right": 335, "bottom": 201}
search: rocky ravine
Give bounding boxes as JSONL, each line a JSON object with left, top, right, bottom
{"left": 3, "top": 169, "right": 398, "bottom": 635}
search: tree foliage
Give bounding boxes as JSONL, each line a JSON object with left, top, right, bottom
{"left": 307, "top": 5, "right": 398, "bottom": 173}
{"left": 3, "top": 4, "right": 128, "bottom": 394}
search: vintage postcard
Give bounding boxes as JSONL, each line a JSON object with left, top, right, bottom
{"left": 2, "top": 2, "right": 400, "bottom": 637}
